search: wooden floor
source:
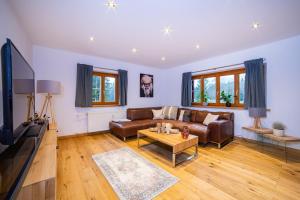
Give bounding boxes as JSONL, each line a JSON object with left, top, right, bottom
{"left": 57, "top": 133, "right": 300, "bottom": 200}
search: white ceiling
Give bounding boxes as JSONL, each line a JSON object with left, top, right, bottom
{"left": 9, "top": 0, "right": 300, "bottom": 68}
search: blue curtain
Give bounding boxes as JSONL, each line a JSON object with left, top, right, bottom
{"left": 181, "top": 72, "right": 192, "bottom": 107}
{"left": 244, "top": 58, "right": 267, "bottom": 117}
{"left": 75, "top": 64, "right": 93, "bottom": 107}
{"left": 118, "top": 69, "right": 128, "bottom": 106}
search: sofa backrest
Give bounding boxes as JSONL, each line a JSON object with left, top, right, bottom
{"left": 178, "top": 108, "right": 234, "bottom": 123}
{"left": 127, "top": 107, "right": 234, "bottom": 122}
{"left": 127, "top": 107, "right": 162, "bottom": 120}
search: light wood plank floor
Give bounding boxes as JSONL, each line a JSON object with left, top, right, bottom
{"left": 57, "top": 133, "right": 300, "bottom": 200}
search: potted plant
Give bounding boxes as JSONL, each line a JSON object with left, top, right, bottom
{"left": 272, "top": 122, "right": 285, "bottom": 136}
{"left": 220, "top": 91, "right": 232, "bottom": 107}
{"left": 202, "top": 91, "right": 209, "bottom": 106}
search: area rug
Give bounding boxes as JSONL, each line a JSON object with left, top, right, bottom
{"left": 92, "top": 147, "right": 178, "bottom": 200}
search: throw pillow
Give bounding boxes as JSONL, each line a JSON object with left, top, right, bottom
{"left": 182, "top": 110, "right": 191, "bottom": 122}
{"left": 178, "top": 110, "right": 185, "bottom": 121}
{"left": 152, "top": 109, "right": 164, "bottom": 119}
{"left": 162, "top": 106, "right": 178, "bottom": 120}
{"left": 203, "top": 113, "right": 219, "bottom": 126}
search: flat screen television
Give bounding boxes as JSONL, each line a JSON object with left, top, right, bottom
{"left": 0, "top": 39, "right": 35, "bottom": 145}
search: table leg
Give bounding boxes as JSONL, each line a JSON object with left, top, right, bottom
{"left": 195, "top": 144, "right": 198, "bottom": 157}
{"left": 172, "top": 153, "right": 176, "bottom": 168}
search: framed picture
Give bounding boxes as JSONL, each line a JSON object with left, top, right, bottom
{"left": 140, "top": 73, "right": 153, "bottom": 97}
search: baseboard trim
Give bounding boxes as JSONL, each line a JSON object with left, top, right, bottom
{"left": 58, "top": 130, "right": 110, "bottom": 140}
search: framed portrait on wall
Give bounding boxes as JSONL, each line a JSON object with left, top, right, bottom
{"left": 140, "top": 73, "right": 153, "bottom": 97}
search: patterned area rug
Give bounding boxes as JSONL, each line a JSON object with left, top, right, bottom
{"left": 92, "top": 147, "right": 178, "bottom": 200}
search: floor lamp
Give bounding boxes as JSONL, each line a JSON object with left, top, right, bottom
{"left": 37, "top": 80, "right": 61, "bottom": 125}
{"left": 13, "top": 79, "right": 35, "bottom": 121}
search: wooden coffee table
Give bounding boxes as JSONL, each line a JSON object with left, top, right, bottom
{"left": 137, "top": 129, "right": 198, "bottom": 167}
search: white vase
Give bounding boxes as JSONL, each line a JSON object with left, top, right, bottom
{"left": 273, "top": 129, "right": 284, "bottom": 137}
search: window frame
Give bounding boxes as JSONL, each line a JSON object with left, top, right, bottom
{"left": 192, "top": 68, "right": 245, "bottom": 108}
{"left": 92, "top": 71, "right": 119, "bottom": 106}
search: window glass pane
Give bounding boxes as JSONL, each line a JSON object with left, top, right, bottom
{"left": 220, "top": 75, "right": 234, "bottom": 103}
{"left": 92, "top": 76, "right": 101, "bottom": 102}
{"left": 239, "top": 73, "right": 245, "bottom": 104}
{"left": 104, "top": 77, "right": 116, "bottom": 102}
{"left": 204, "top": 77, "right": 216, "bottom": 103}
{"left": 193, "top": 79, "right": 201, "bottom": 103}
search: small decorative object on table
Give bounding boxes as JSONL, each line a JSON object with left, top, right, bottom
{"left": 161, "top": 123, "right": 166, "bottom": 133}
{"left": 170, "top": 129, "right": 180, "bottom": 134}
{"left": 272, "top": 122, "right": 285, "bottom": 137}
{"left": 165, "top": 123, "right": 173, "bottom": 134}
{"left": 156, "top": 123, "right": 162, "bottom": 133}
{"left": 182, "top": 126, "right": 190, "bottom": 139}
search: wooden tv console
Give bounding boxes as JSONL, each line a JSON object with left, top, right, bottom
{"left": 17, "top": 124, "right": 57, "bottom": 200}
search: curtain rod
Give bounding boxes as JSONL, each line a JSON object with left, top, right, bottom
{"left": 93, "top": 66, "right": 118, "bottom": 72}
{"left": 191, "top": 58, "right": 266, "bottom": 74}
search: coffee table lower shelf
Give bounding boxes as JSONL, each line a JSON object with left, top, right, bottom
{"left": 137, "top": 129, "right": 199, "bottom": 167}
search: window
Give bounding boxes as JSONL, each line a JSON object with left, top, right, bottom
{"left": 204, "top": 77, "right": 216, "bottom": 103}
{"left": 92, "top": 72, "right": 119, "bottom": 106}
{"left": 192, "top": 79, "right": 201, "bottom": 103}
{"left": 220, "top": 75, "right": 234, "bottom": 103}
{"left": 192, "top": 68, "right": 245, "bottom": 107}
{"left": 239, "top": 73, "right": 245, "bottom": 104}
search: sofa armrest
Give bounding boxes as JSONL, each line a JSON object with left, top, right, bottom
{"left": 207, "top": 120, "right": 233, "bottom": 144}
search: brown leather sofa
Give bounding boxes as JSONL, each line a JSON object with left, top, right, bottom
{"left": 109, "top": 107, "right": 234, "bottom": 148}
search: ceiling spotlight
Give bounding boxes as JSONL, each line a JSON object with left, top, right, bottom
{"left": 161, "top": 57, "right": 166, "bottom": 61}
{"left": 195, "top": 44, "right": 200, "bottom": 49}
{"left": 131, "top": 48, "right": 137, "bottom": 53}
{"left": 90, "top": 37, "right": 94, "bottom": 41}
{"left": 252, "top": 22, "right": 261, "bottom": 30}
{"left": 163, "top": 26, "right": 173, "bottom": 35}
{"left": 105, "top": 0, "right": 118, "bottom": 9}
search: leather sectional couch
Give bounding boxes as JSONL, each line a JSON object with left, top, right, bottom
{"left": 109, "top": 107, "right": 234, "bottom": 148}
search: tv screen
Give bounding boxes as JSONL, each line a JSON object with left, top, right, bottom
{"left": 0, "top": 39, "right": 35, "bottom": 145}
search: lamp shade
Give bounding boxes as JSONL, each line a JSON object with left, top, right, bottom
{"left": 37, "top": 80, "right": 61, "bottom": 94}
{"left": 13, "top": 79, "right": 34, "bottom": 94}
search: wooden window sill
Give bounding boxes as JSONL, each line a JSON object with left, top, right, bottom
{"left": 191, "top": 105, "right": 246, "bottom": 110}
{"left": 92, "top": 104, "right": 121, "bottom": 108}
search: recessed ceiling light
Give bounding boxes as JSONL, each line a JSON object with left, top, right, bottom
{"left": 161, "top": 57, "right": 166, "bottom": 61}
{"left": 252, "top": 22, "right": 261, "bottom": 30}
{"left": 195, "top": 44, "right": 200, "bottom": 49}
{"left": 105, "top": 0, "right": 118, "bottom": 9}
{"left": 90, "top": 37, "right": 94, "bottom": 41}
{"left": 163, "top": 26, "right": 173, "bottom": 35}
{"left": 131, "top": 48, "right": 137, "bottom": 53}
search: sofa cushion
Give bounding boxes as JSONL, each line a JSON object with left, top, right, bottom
{"left": 187, "top": 123, "right": 208, "bottom": 135}
{"left": 162, "top": 106, "right": 178, "bottom": 120}
{"left": 209, "top": 111, "right": 234, "bottom": 121}
{"left": 178, "top": 110, "right": 191, "bottom": 122}
{"left": 161, "top": 120, "right": 189, "bottom": 130}
{"left": 127, "top": 107, "right": 161, "bottom": 120}
{"left": 195, "top": 111, "right": 208, "bottom": 123}
{"left": 190, "top": 110, "right": 197, "bottom": 122}
{"left": 203, "top": 113, "right": 219, "bottom": 125}
{"left": 152, "top": 109, "right": 164, "bottom": 119}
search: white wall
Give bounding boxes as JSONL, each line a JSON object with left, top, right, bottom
{"left": 33, "top": 46, "right": 167, "bottom": 135}
{"left": 32, "top": 35, "right": 300, "bottom": 150}
{"left": 165, "top": 35, "right": 300, "bottom": 149}
{"left": 0, "top": 0, "right": 32, "bottom": 127}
